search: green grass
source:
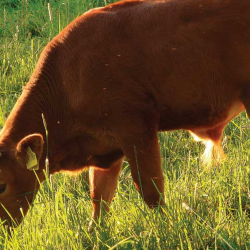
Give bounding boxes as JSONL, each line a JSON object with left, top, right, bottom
{"left": 1, "top": 0, "right": 250, "bottom": 249}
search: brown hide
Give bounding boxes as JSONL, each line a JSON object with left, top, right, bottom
{"left": 0, "top": 0, "right": 249, "bottom": 226}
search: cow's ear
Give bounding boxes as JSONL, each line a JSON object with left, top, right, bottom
{"left": 15, "top": 134, "right": 44, "bottom": 170}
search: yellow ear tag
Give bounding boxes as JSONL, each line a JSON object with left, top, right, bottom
{"left": 26, "top": 147, "right": 39, "bottom": 170}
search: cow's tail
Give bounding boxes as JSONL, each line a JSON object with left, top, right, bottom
{"left": 201, "top": 139, "right": 225, "bottom": 166}
{"left": 189, "top": 131, "right": 225, "bottom": 166}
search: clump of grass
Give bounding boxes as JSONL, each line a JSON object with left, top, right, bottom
{"left": 1, "top": 0, "right": 250, "bottom": 249}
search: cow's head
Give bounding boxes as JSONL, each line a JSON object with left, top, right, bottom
{"left": 0, "top": 133, "right": 44, "bottom": 226}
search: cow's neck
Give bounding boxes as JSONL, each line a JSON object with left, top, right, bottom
{"left": 0, "top": 75, "right": 67, "bottom": 153}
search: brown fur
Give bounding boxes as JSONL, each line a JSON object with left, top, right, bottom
{"left": 0, "top": 0, "right": 249, "bottom": 226}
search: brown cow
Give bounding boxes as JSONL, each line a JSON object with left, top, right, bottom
{"left": 0, "top": 0, "right": 249, "bottom": 227}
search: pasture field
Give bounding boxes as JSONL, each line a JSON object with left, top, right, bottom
{"left": 1, "top": 0, "right": 250, "bottom": 249}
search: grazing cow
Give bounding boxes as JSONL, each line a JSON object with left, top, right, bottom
{"left": 0, "top": 0, "right": 249, "bottom": 227}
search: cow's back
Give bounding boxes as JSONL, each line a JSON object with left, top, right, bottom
{"left": 34, "top": 0, "right": 250, "bottom": 131}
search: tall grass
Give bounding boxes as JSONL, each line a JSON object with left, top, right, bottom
{"left": 1, "top": 0, "right": 250, "bottom": 249}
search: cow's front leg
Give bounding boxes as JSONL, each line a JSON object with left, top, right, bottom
{"left": 115, "top": 125, "right": 165, "bottom": 208}
{"left": 88, "top": 157, "right": 123, "bottom": 230}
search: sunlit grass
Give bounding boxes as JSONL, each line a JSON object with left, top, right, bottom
{"left": 1, "top": 0, "right": 250, "bottom": 249}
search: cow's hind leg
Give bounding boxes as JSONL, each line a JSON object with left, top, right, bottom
{"left": 88, "top": 157, "right": 123, "bottom": 230}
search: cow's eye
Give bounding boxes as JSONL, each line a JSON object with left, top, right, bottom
{"left": 0, "top": 184, "right": 6, "bottom": 194}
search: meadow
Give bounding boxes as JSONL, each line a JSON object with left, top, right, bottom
{"left": 0, "top": 0, "right": 250, "bottom": 249}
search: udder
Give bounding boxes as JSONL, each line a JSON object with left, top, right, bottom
{"left": 189, "top": 100, "right": 245, "bottom": 165}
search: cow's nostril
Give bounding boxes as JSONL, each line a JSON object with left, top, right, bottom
{"left": 0, "top": 184, "right": 6, "bottom": 194}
